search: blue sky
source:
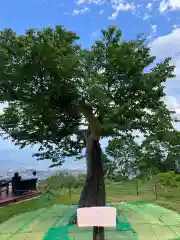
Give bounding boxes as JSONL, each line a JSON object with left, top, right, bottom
{"left": 0, "top": 0, "right": 180, "bottom": 171}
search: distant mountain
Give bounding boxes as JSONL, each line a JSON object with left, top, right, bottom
{"left": 0, "top": 168, "right": 56, "bottom": 181}
{"left": 0, "top": 168, "right": 86, "bottom": 181}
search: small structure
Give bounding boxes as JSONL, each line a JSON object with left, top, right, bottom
{"left": 0, "top": 171, "right": 40, "bottom": 207}
{"left": 11, "top": 172, "right": 37, "bottom": 195}
{"left": 0, "top": 180, "right": 10, "bottom": 196}
{"left": 77, "top": 206, "right": 116, "bottom": 227}
{"left": 12, "top": 172, "right": 22, "bottom": 196}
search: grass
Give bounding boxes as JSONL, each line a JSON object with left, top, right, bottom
{"left": 1, "top": 180, "right": 180, "bottom": 224}
{"left": 0, "top": 195, "right": 79, "bottom": 224}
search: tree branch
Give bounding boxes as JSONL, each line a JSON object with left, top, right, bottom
{"left": 79, "top": 103, "right": 101, "bottom": 140}
{"left": 74, "top": 128, "right": 88, "bottom": 145}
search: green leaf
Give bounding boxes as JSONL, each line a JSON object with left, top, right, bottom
{"left": 0, "top": 25, "right": 176, "bottom": 166}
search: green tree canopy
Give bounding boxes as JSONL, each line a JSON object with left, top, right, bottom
{"left": 0, "top": 26, "right": 175, "bottom": 160}
{"left": 138, "top": 130, "right": 180, "bottom": 177}
{"left": 106, "top": 136, "right": 140, "bottom": 178}
{"left": 0, "top": 25, "right": 177, "bottom": 240}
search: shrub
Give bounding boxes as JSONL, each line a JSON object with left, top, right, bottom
{"left": 156, "top": 171, "right": 180, "bottom": 187}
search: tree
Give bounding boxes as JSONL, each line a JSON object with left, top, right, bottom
{"left": 138, "top": 130, "right": 180, "bottom": 177}
{"left": 138, "top": 138, "right": 165, "bottom": 178}
{"left": 0, "top": 25, "right": 176, "bottom": 239}
{"left": 49, "top": 160, "right": 64, "bottom": 168}
{"left": 101, "top": 152, "right": 116, "bottom": 179}
{"left": 64, "top": 173, "right": 76, "bottom": 198}
{"left": 106, "top": 136, "right": 140, "bottom": 179}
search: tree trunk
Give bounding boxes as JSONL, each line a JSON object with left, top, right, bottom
{"left": 69, "top": 187, "right": 71, "bottom": 198}
{"left": 78, "top": 135, "right": 106, "bottom": 240}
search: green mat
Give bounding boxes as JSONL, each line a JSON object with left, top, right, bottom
{"left": 0, "top": 202, "right": 180, "bottom": 239}
{"left": 43, "top": 204, "right": 137, "bottom": 240}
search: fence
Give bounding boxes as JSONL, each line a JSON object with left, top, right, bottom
{"left": 105, "top": 180, "right": 180, "bottom": 203}
{"left": 41, "top": 178, "right": 180, "bottom": 207}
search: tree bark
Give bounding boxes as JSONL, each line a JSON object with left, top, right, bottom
{"left": 78, "top": 135, "right": 105, "bottom": 240}
{"left": 74, "top": 103, "right": 105, "bottom": 240}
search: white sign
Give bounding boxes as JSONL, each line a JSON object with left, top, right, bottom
{"left": 77, "top": 206, "right": 116, "bottom": 228}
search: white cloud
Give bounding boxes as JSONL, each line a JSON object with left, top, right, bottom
{"left": 0, "top": 103, "right": 8, "bottom": 115}
{"left": 109, "top": 1, "right": 135, "bottom": 20}
{"left": 173, "top": 56, "right": 180, "bottom": 79}
{"left": 173, "top": 24, "right": 178, "bottom": 29}
{"left": 164, "top": 96, "right": 179, "bottom": 110}
{"left": 143, "top": 12, "right": 151, "bottom": 20}
{"left": 147, "top": 2, "right": 153, "bottom": 10}
{"left": 72, "top": 7, "right": 90, "bottom": 15}
{"left": 159, "top": 0, "right": 180, "bottom": 12}
{"left": 164, "top": 96, "right": 180, "bottom": 117}
{"left": 150, "top": 28, "right": 180, "bottom": 59}
{"left": 137, "top": 4, "right": 143, "bottom": 8}
{"left": 150, "top": 28, "right": 180, "bottom": 115}
{"left": 150, "top": 29, "right": 180, "bottom": 83}
{"left": 76, "top": 0, "right": 104, "bottom": 4}
{"left": 151, "top": 24, "right": 157, "bottom": 34}
{"left": 90, "top": 30, "right": 100, "bottom": 38}
{"left": 76, "top": 0, "right": 136, "bottom": 20}
{"left": 147, "top": 35, "right": 153, "bottom": 41}
{"left": 159, "top": 0, "right": 168, "bottom": 12}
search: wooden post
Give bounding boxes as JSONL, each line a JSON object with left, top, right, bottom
{"left": 69, "top": 187, "right": 72, "bottom": 198}
{"left": 154, "top": 184, "right": 158, "bottom": 200}
{"left": 135, "top": 180, "right": 139, "bottom": 196}
{"left": 6, "top": 183, "right": 9, "bottom": 196}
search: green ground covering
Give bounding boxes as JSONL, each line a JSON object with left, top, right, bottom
{"left": 1, "top": 181, "right": 180, "bottom": 239}
{"left": 2, "top": 180, "right": 180, "bottom": 224}
{"left": 1, "top": 202, "right": 180, "bottom": 239}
